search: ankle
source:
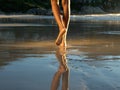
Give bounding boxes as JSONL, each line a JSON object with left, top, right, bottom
{"left": 59, "top": 27, "right": 66, "bottom": 31}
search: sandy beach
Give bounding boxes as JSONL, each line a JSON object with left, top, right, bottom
{"left": 0, "top": 38, "right": 120, "bottom": 90}
{"left": 0, "top": 15, "right": 120, "bottom": 90}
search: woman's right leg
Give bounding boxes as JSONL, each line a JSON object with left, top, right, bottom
{"left": 51, "top": 0, "right": 66, "bottom": 46}
{"left": 62, "top": 0, "right": 70, "bottom": 29}
{"left": 60, "top": 0, "right": 70, "bottom": 47}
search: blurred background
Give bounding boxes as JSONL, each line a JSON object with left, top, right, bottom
{"left": 0, "top": 0, "right": 120, "bottom": 15}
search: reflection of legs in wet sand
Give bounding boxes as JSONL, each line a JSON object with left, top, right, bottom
{"left": 51, "top": 0, "right": 70, "bottom": 46}
{"left": 51, "top": 46, "right": 69, "bottom": 90}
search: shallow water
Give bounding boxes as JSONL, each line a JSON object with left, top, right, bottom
{"left": 0, "top": 16, "right": 120, "bottom": 90}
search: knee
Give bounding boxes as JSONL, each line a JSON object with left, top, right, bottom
{"left": 62, "top": 0, "right": 68, "bottom": 6}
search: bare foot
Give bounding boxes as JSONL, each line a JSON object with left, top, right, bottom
{"left": 59, "top": 39, "right": 67, "bottom": 47}
{"left": 55, "top": 28, "right": 66, "bottom": 46}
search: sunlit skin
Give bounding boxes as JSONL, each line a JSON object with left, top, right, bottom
{"left": 51, "top": 0, "right": 70, "bottom": 46}
{"left": 51, "top": 44, "right": 69, "bottom": 90}
{"left": 50, "top": 4, "right": 70, "bottom": 87}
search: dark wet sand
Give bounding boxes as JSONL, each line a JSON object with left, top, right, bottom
{"left": 0, "top": 18, "right": 120, "bottom": 90}
{"left": 0, "top": 38, "right": 120, "bottom": 90}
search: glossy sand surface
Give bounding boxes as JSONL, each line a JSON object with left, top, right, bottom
{"left": 0, "top": 17, "right": 120, "bottom": 90}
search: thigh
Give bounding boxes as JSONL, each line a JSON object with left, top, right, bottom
{"left": 62, "top": 0, "right": 70, "bottom": 5}
{"left": 51, "top": 0, "right": 60, "bottom": 4}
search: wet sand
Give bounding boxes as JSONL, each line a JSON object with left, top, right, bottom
{"left": 0, "top": 17, "right": 120, "bottom": 90}
{"left": 0, "top": 38, "right": 120, "bottom": 90}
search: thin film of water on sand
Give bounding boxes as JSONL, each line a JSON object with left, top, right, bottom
{"left": 0, "top": 15, "right": 120, "bottom": 90}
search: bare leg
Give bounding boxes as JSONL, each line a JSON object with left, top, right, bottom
{"left": 51, "top": 0, "right": 66, "bottom": 46}
{"left": 60, "top": 0, "right": 70, "bottom": 47}
{"left": 62, "top": 0, "right": 70, "bottom": 29}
